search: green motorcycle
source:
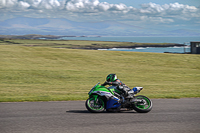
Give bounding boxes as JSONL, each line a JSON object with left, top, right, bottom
{"left": 85, "top": 82, "right": 152, "bottom": 113}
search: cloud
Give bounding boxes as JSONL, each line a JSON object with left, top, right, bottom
{"left": 0, "top": 0, "right": 199, "bottom": 24}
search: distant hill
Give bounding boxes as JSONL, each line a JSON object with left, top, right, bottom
{"left": 0, "top": 17, "right": 200, "bottom": 36}
{"left": 0, "top": 34, "right": 62, "bottom": 39}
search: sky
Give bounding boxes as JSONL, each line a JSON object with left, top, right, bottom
{"left": 98, "top": 0, "right": 200, "bottom": 8}
{"left": 0, "top": 0, "right": 200, "bottom": 34}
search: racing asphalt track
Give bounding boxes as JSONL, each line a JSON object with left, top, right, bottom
{"left": 0, "top": 98, "right": 200, "bottom": 133}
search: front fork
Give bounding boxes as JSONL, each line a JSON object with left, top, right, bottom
{"left": 91, "top": 95, "right": 99, "bottom": 105}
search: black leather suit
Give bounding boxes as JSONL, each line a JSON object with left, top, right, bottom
{"left": 102, "top": 79, "right": 131, "bottom": 96}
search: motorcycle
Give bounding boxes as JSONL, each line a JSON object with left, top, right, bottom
{"left": 85, "top": 82, "right": 152, "bottom": 113}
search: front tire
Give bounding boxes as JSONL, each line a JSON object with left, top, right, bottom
{"left": 132, "top": 95, "right": 152, "bottom": 113}
{"left": 85, "top": 97, "right": 105, "bottom": 113}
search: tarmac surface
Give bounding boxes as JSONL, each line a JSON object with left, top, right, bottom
{"left": 0, "top": 98, "right": 200, "bottom": 133}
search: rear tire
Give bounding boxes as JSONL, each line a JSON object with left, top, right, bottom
{"left": 132, "top": 95, "right": 152, "bottom": 113}
{"left": 85, "top": 97, "right": 105, "bottom": 113}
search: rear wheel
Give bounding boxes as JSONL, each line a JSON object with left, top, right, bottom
{"left": 85, "top": 97, "right": 105, "bottom": 113}
{"left": 132, "top": 95, "right": 152, "bottom": 113}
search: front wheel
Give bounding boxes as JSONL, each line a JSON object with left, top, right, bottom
{"left": 132, "top": 95, "right": 153, "bottom": 113}
{"left": 85, "top": 97, "right": 105, "bottom": 113}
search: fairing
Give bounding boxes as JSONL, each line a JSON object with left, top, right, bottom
{"left": 88, "top": 83, "right": 121, "bottom": 110}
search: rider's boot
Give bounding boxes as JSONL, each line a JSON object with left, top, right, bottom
{"left": 124, "top": 90, "right": 133, "bottom": 99}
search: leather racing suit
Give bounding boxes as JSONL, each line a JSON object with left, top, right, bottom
{"left": 102, "top": 79, "right": 131, "bottom": 97}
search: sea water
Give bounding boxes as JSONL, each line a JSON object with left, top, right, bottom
{"left": 60, "top": 36, "right": 200, "bottom": 53}
{"left": 104, "top": 46, "right": 190, "bottom": 53}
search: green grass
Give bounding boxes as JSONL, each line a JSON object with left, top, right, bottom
{"left": 0, "top": 39, "right": 180, "bottom": 49}
{"left": 0, "top": 40, "right": 200, "bottom": 102}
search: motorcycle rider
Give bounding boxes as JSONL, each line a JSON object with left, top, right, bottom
{"left": 101, "top": 74, "right": 131, "bottom": 98}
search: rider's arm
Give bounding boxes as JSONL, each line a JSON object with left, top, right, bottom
{"left": 101, "top": 81, "right": 110, "bottom": 86}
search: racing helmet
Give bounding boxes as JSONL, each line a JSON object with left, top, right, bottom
{"left": 106, "top": 74, "right": 117, "bottom": 82}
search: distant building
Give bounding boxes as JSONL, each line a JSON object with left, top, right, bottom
{"left": 191, "top": 42, "right": 200, "bottom": 54}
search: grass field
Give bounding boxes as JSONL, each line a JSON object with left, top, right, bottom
{"left": 0, "top": 39, "right": 182, "bottom": 49}
{"left": 0, "top": 39, "right": 200, "bottom": 102}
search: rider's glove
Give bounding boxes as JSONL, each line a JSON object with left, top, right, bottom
{"left": 101, "top": 81, "right": 108, "bottom": 86}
